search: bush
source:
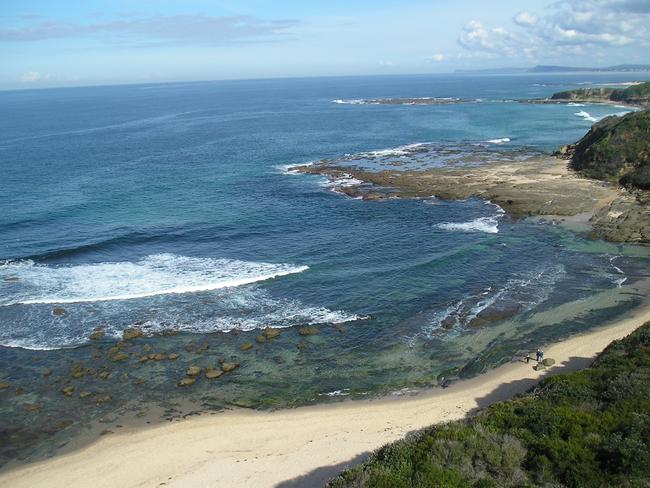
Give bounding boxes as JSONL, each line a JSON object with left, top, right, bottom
{"left": 329, "top": 322, "right": 650, "bottom": 487}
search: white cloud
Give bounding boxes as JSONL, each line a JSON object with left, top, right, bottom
{"left": 457, "top": 21, "right": 522, "bottom": 57}
{"left": 513, "top": 12, "right": 539, "bottom": 27}
{"left": 430, "top": 53, "right": 446, "bottom": 61}
{"left": 20, "top": 71, "right": 42, "bottom": 82}
{"left": 457, "top": 0, "right": 650, "bottom": 59}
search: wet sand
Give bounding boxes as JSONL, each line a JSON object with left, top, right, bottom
{"left": 2, "top": 305, "right": 649, "bottom": 488}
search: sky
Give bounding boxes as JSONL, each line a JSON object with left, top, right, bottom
{"left": 1, "top": 0, "right": 649, "bottom": 89}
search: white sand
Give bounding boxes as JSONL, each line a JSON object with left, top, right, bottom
{"left": 2, "top": 306, "right": 649, "bottom": 488}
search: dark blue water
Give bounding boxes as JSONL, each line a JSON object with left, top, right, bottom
{"left": 1, "top": 74, "right": 650, "bottom": 464}
{"left": 2, "top": 73, "right": 647, "bottom": 349}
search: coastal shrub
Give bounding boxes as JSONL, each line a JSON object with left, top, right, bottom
{"left": 328, "top": 322, "right": 650, "bottom": 488}
{"left": 569, "top": 109, "right": 650, "bottom": 190}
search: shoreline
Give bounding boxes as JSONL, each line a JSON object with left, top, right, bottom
{"left": 296, "top": 155, "right": 650, "bottom": 244}
{"left": 2, "top": 305, "right": 650, "bottom": 488}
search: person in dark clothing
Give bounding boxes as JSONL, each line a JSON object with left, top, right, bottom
{"left": 536, "top": 348, "right": 544, "bottom": 362}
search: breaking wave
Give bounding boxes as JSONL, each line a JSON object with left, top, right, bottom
{"left": 0, "top": 253, "right": 308, "bottom": 306}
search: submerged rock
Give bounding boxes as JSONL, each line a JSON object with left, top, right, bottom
{"left": 62, "top": 386, "right": 75, "bottom": 396}
{"left": 240, "top": 342, "right": 254, "bottom": 351}
{"left": 206, "top": 368, "right": 223, "bottom": 379}
{"left": 52, "top": 308, "right": 66, "bottom": 316}
{"left": 143, "top": 344, "right": 152, "bottom": 353}
{"left": 168, "top": 353, "right": 179, "bottom": 360}
{"left": 186, "top": 366, "right": 202, "bottom": 377}
{"left": 255, "top": 335, "right": 266, "bottom": 343}
{"left": 122, "top": 328, "right": 143, "bottom": 341}
{"left": 89, "top": 328, "right": 105, "bottom": 341}
{"left": 42, "top": 368, "right": 53, "bottom": 377}
{"left": 221, "top": 362, "right": 239, "bottom": 373}
{"left": 262, "top": 328, "right": 280, "bottom": 340}
{"left": 112, "top": 352, "right": 130, "bottom": 362}
{"left": 298, "top": 326, "right": 319, "bottom": 336}
{"left": 178, "top": 377, "right": 196, "bottom": 387}
{"left": 79, "top": 391, "right": 92, "bottom": 399}
{"left": 0, "top": 381, "right": 10, "bottom": 389}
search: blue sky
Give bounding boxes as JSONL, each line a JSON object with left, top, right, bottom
{"left": 1, "top": 0, "right": 649, "bottom": 89}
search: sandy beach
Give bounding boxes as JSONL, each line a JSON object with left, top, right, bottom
{"left": 2, "top": 305, "right": 649, "bottom": 488}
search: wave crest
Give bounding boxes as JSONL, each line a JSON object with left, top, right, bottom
{"left": 0, "top": 253, "right": 308, "bottom": 305}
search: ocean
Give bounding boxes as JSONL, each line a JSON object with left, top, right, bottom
{"left": 1, "top": 73, "right": 650, "bottom": 463}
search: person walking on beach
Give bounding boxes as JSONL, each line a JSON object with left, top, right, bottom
{"left": 536, "top": 348, "right": 544, "bottom": 362}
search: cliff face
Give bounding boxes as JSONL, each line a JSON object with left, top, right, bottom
{"left": 569, "top": 109, "right": 650, "bottom": 190}
{"left": 551, "top": 82, "right": 650, "bottom": 107}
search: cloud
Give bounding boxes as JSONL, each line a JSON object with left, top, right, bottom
{"left": 0, "top": 14, "right": 298, "bottom": 46}
{"left": 20, "top": 71, "right": 49, "bottom": 83}
{"left": 513, "top": 12, "right": 539, "bottom": 27}
{"left": 431, "top": 53, "right": 446, "bottom": 61}
{"left": 457, "top": 21, "right": 523, "bottom": 57}
{"left": 457, "top": 0, "right": 650, "bottom": 59}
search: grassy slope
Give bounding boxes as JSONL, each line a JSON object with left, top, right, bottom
{"left": 551, "top": 82, "right": 650, "bottom": 107}
{"left": 569, "top": 109, "right": 650, "bottom": 190}
{"left": 329, "top": 322, "right": 650, "bottom": 488}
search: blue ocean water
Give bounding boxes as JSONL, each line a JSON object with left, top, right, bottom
{"left": 3, "top": 73, "right": 650, "bottom": 462}
{"left": 1, "top": 73, "right": 647, "bottom": 349}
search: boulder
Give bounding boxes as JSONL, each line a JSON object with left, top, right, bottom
{"left": 186, "top": 366, "right": 202, "bottom": 377}
{"left": 533, "top": 363, "right": 547, "bottom": 371}
{"left": 262, "top": 328, "right": 280, "bottom": 339}
{"left": 62, "top": 386, "right": 75, "bottom": 396}
{"left": 542, "top": 358, "right": 556, "bottom": 367}
{"left": 178, "top": 377, "right": 196, "bottom": 387}
{"left": 150, "top": 353, "right": 166, "bottom": 361}
{"left": 221, "top": 362, "right": 239, "bottom": 373}
{"left": 298, "top": 326, "right": 319, "bottom": 336}
{"left": 89, "top": 329, "right": 105, "bottom": 341}
{"left": 52, "top": 307, "right": 66, "bottom": 316}
{"left": 122, "top": 328, "right": 143, "bottom": 341}
{"left": 240, "top": 342, "right": 254, "bottom": 351}
{"left": 168, "top": 353, "right": 179, "bottom": 360}
{"left": 205, "top": 368, "right": 223, "bottom": 379}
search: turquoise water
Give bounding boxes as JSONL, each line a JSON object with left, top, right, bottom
{"left": 1, "top": 73, "right": 650, "bottom": 464}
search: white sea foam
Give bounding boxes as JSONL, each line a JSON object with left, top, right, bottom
{"left": 332, "top": 99, "right": 366, "bottom": 105}
{"left": 277, "top": 161, "right": 313, "bottom": 175}
{"left": 0, "top": 284, "right": 363, "bottom": 350}
{"left": 567, "top": 103, "right": 585, "bottom": 106}
{"left": 413, "top": 264, "right": 567, "bottom": 341}
{"left": 435, "top": 216, "right": 500, "bottom": 234}
{"left": 485, "top": 137, "right": 511, "bottom": 144}
{"left": 574, "top": 110, "right": 598, "bottom": 122}
{"left": 0, "top": 254, "right": 308, "bottom": 306}
{"left": 361, "top": 142, "right": 428, "bottom": 158}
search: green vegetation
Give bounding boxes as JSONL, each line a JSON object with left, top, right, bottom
{"left": 569, "top": 109, "right": 650, "bottom": 190}
{"left": 551, "top": 82, "right": 650, "bottom": 107}
{"left": 329, "top": 322, "right": 650, "bottom": 487}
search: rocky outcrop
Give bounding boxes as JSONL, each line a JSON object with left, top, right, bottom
{"left": 569, "top": 109, "right": 650, "bottom": 190}
{"left": 550, "top": 82, "right": 650, "bottom": 108}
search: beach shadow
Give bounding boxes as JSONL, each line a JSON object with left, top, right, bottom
{"left": 274, "top": 451, "right": 371, "bottom": 488}
{"left": 473, "top": 355, "right": 595, "bottom": 410}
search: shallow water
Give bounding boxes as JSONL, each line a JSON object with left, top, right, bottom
{"left": 1, "top": 73, "right": 650, "bottom": 465}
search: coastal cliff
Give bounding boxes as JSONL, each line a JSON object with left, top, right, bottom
{"left": 568, "top": 109, "right": 650, "bottom": 190}
{"left": 550, "top": 81, "right": 650, "bottom": 107}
